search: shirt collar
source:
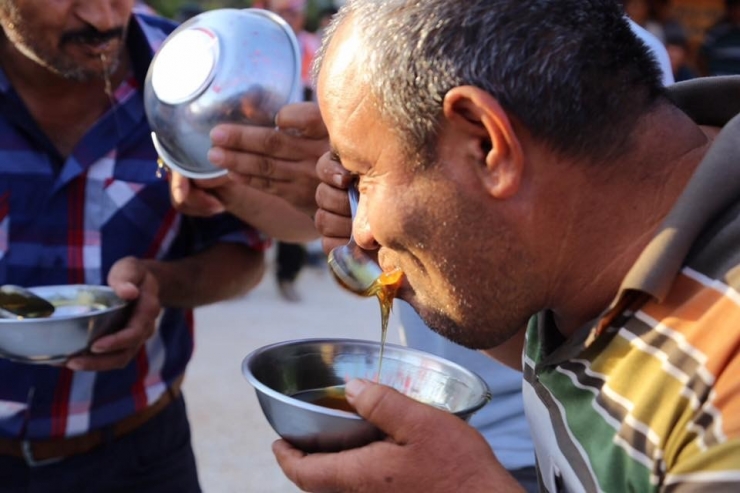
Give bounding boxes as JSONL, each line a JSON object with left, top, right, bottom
{"left": 614, "top": 76, "right": 740, "bottom": 305}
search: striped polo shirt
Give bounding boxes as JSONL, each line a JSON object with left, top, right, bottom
{"left": 523, "top": 76, "right": 740, "bottom": 492}
{"left": 0, "top": 14, "right": 267, "bottom": 440}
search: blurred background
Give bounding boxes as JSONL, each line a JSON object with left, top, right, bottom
{"left": 142, "top": 0, "right": 338, "bottom": 32}
{"left": 139, "top": 0, "right": 740, "bottom": 81}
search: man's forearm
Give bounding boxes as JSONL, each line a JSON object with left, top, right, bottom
{"left": 143, "top": 242, "right": 265, "bottom": 308}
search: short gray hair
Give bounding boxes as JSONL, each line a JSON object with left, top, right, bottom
{"left": 314, "top": 0, "right": 664, "bottom": 164}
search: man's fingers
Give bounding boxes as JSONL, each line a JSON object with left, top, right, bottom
{"left": 210, "top": 124, "right": 326, "bottom": 161}
{"left": 346, "top": 380, "right": 440, "bottom": 444}
{"left": 107, "top": 257, "right": 146, "bottom": 293}
{"left": 66, "top": 349, "right": 138, "bottom": 372}
{"left": 314, "top": 209, "right": 352, "bottom": 239}
{"left": 316, "top": 152, "right": 352, "bottom": 188}
{"left": 273, "top": 439, "right": 392, "bottom": 493}
{"left": 180, "top": 189, "right": 227, "bottom": 216}
{"left": 88, "top": 321, "right": 153, "bottom": 353}
{"left": 275, "top": 102, "right": 328, "bottom": 139}
{"left": 315, "top": 182, "right": 352, "bottom": 217}
{"left": 210, "top": 145, "right": 323, "bottom": 182}
{"left": 273, "top": 441, "right": 345, "bottom": 492}
{"left": 169, "top": 172, "right": 191, "bottom": 206}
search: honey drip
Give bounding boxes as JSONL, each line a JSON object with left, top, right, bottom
{"left": 363, "top": 268, "right": 404, "bottom": 381}
{"left": 295, "top": 269, "right": 403, "bottom": 414}
{"left": 100, "top": 53, "right": 123, "bottom": 139}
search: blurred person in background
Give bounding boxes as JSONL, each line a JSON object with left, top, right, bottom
{"left": 665, "top": 24, "right": 698, "bottom": 81}
{"left": 622, "top": 0, "right": 665, "bottom": 42}
{"left": 0, "top": 2, "right": 269, "bottom": 492}
{"left": 700, "top": 0, "right": 740, "bottom": 75}
{"left": 266, "top": 0, "right": 321, "bottom": 100}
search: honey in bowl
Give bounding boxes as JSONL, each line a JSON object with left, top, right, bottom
{"left": 299, "top": 267, "right": 404, "bottom": 414}
{"left": 291, "top": 386, "right": 355, "bottom": 413}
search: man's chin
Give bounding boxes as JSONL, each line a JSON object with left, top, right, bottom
{"left": 56, "top": 60, "right": 120, "bottom": 82}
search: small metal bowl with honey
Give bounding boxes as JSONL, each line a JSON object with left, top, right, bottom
{"left": 0, "top": 285, "right": 133, "bottom": 365}
{"left": 241, "top": 338, "right": 491, "bottom": 453}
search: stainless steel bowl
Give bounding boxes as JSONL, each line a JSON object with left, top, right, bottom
{"left": 144, "top": 8, "right": 302, "bottom": 178}
{"left": 242, "top": 338, "right": 491, "bottom": 453}
{"left": 0, "top": 285, "right": 133, "bottom": 364}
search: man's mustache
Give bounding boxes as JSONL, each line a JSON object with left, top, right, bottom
{"left": 60, "top": 27, "right": 124, "bottom": 47}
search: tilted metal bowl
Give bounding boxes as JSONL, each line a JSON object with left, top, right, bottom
{"left": 144, "top": 8, "right": 302, "bottom": 179}
{"left": 0, "top": 285, "right": 133, "bottom": 365}
{"left": 242, "top": 338, "right": 491, "bottom": 453}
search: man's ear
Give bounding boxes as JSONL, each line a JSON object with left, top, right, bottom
{"left": 443, "top": 86, "right": 524, "bottom": 199}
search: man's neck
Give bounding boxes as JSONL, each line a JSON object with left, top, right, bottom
{"left": 538, "top": 103, "right": 714, "bottom": 338}
{"left": 0, "top": 36, "right": 131, "bottom": 157}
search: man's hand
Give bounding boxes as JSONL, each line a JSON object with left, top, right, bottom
{"left": 66, "top": 256, "right": 161, "bottom": 372}
{"left": 314, "top": 149, "right": 355, "bottom": 254}
{"left": 273, "top": 379, "right": 524, "bottom": 493}
{"left": 169, "top": 172, "right": 228, "bottom": 217}
{"left": 207, "top": 102, "right": 329, "bottom": 217}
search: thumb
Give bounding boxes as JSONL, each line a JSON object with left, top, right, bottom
{"left": 345, "top": 379, "right": 432, "bottom": 443}
{"left": 107, "top": 257, "right": 145, "bottom": 299}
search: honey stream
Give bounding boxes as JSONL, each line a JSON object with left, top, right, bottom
{"left": 293, "top": 267, "right": 405, "bottom": 412}
{"left": 363, "top": 268, "right": 404, "bottom": 380}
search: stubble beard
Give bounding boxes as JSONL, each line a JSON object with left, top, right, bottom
{"left": 0, "top": 7, "right": 122, "bottom": 82}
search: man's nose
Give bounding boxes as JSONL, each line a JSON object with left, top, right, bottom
{"left": 76, "top": 0, "right": 122, "bottom": 32}
{"left": 352, "top": 195, "right": 379, "bottom": 251}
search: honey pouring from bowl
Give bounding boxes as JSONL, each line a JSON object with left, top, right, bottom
{"left": 327, "top": 185, "right": 403, "bottom": 297}
{"left": 327, "top": 184, "right": 404, "bottom": 398}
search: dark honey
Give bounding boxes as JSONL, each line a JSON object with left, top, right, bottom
{"left": 292, "top": 387, "right": 356, "bottom": 413}
{"left": 367, "top": 268, "right": 404, "bottom": 379}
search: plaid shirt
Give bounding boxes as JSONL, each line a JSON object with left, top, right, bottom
{"left": 0, "top": 14, "right": 267, "bottom": 440}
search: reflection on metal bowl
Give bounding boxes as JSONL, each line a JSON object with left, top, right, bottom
{"left": 0, "top": 285, "right": 133, "bottom": 365}
{"left": 242, "top": 338, "right": 491, "bottom": 453}
{"left": 144, "top": 8, "right": 302, "bottom": 179}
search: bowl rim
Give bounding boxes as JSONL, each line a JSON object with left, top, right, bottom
{"left": 0, "top": 284, "right": 129, "bottom": 324}
{"left": 151, "top": 132, "right": 228, "bottom": 179}
{"left": 146, "top": 7, "right": 303, "bottom": 180}
{"left": 241, "top": 337, "right": 492, "bottom": 419}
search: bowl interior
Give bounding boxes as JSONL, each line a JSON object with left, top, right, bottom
{"left": 244, "top": 338, "right": 490, "bottom": 416}
{"left": 0, "top": 285, "right": 132, "bottom": 364}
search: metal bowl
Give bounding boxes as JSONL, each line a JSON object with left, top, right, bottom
{"left": 0, "top": 285, "right": 133, "bottom": 365}
{"left": 144, "top": 8, "right": 302, "bottom": 179}
{"left": 242, "top": 338, "right": 491, "bottom": 453}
